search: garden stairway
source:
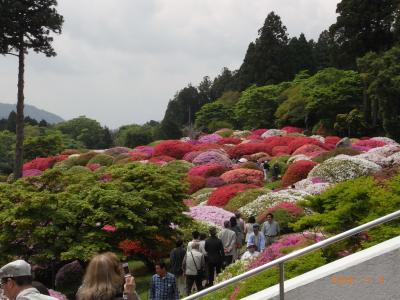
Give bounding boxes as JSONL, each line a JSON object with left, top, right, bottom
{"left": 242, "top": 235, "right": 400, "bottom": 300}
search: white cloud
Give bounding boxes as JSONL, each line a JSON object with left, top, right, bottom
{"left": 0, "top": 0, "right": 339, "bottom": 128}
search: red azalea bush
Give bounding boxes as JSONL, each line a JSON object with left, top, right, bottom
{"left": 149, "top": 155, "right": 175, "bottom": 164}
{"left": 221, "top": 169, "right": 264, "bottom": 186}
{"left": 23, "top": 155, "right": 68, "bottom": 171}
{"left": 292, "top": 144, "right": 326, "bottom": 156}
{"left": 251, "top": 129, "right": 268, "bottom": 136}
{"left": 217, "top": 137, "right": 242, "bottom": 145}
{"left": 193, "top": 143, "right": 223, "bottom": 151}
{"left": 271, "top": 146, "right": 291, "bottom": 156}
{"left": 154, "top": 140, "right": 193, "bottom": 159}
{"left": 118, "top": 240, "right": 150, "bottom": 257}
{"left": 205, "top": 176, "right": 226, "bottom": 188}
{"left": 281, "top": 126, "right": 303, "bottom": 134}
{"left": 188, "top": 163, "right": 227, "bottom": 177}
{"left": 287, "top": 137, "right": 324, "bottom": 153}
{"left": 353, "top": 139, "right": 387, "bottom": 149}
{"left": 60, "top": 149, "right": 81, "bottom": 155}
{"left": 281, "top": 160, "right": 318, "bottom": 187}
{"left": 247, "top": 134, "right": 264, "bottom": 140}
{"left": 207, "top": 183, "right": 258, "bottom": 207}
{"left": 87, "top": 163, "right": 101, "bottom": 171}
{"left": 325, "top": 136, "right": 341, "bottom": 145}
{"left": 268, "top": 202, "right": 304, "bottom": 216}
{"left": 187, "top": 176, "right": 206, "bottom": 194}
{"left": 228, "top": 142, "right": 272, "bottom": 158}
{"left": 127, "top": 152, "right": 150, "bottom": 161}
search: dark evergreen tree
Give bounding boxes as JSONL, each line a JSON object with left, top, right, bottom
{"left": 329, "top": 0, "right": 398, "bottom": 68}
{"left": 288, "top": 33, "right": 316, "bottom": 75}
{"left": 162, "top": 85, "right": 200, "bottom": 128}
{"left": 0, "top": 0, "right": 63, "bottom": 179}
{"left": 6, "top": 111, "right": 17, "bottom": 133}
{"left": 237, "top": 11, "right": 291, "bottom": 89}
{"left": 314, "top": 30, "right": 335, "bottom": 70}
{"left": 210, "top": 67, "right": 237, "bottom": 100}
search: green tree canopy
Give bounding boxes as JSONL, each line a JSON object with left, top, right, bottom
{"left": 56, "top": 116, "right": 110, "bottom": 149}
{"left": 234, "top": 83, "right": 290, "bottom": 129}
{"left": 0, "top": 163, "right": 189, "bottom": 264}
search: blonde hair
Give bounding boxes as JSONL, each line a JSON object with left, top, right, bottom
{"left": 76, "top": 252, "right": 124, "bottom": 300}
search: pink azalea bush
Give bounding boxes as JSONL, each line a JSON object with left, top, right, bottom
{"left": 199, "top": 134, "right": 222, "bottom": 144}
{"left": 184, "top": 205, "right": 234, "bottom": 227}
{"left": 205, "top": 176, "right": 226, "bottom": 188}
{"left": 192, "top": 150, "right": 232, "bottom": 168}
{"left": 353, "top": 139, "right": 387, "bottom": 149}
{"left": 220, "top": 168, "right": 264, "bottom": 186}
{"left": 22, "top": 169, "right": 43, "bottom": 177}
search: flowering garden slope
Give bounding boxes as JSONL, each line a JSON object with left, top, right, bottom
{"left": 4, "top": 126, "right": 400, "bottom": 299}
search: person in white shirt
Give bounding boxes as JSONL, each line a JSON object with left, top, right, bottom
{"left": 0, "top": 260, "right": 58, "bottom": 300}
{"left": 241, "top": 244, "right": 260, "bottom": 261}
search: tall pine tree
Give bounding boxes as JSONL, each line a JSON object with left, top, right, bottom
{"left": 329, "top": 0, "right": 398, "bottom": 68}
{"left": 0, "top": 0, "right": 63, "bottom": 179}
{"left": 237, "top": 12, "right": 291, "bottom": 89}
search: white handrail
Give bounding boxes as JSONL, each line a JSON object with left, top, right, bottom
{"left": 182, "top": 209, "right": 400, "bottom": 300}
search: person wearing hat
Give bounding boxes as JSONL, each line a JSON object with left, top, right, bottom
{"left": 247, "top": 224, "right": 265, "bottom": 252}
{"left": 241, "top": 243, "right": 260, "bottom": 261}
{"left": 0, "top": 260, "right": 57, "bottom": 300}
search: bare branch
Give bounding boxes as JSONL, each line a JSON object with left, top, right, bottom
{"left": 5, "top": 52, "right": 18, "bottom": 57}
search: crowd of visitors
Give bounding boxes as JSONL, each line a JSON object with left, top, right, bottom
{"left": 0, "top": 213, "right": 279, "bottom": 300}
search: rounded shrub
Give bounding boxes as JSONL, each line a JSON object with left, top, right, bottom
{"left": 207, "top": 183, "right": 258, "bottom": 207}
{"left": 312, "top": 148, "right": 362, "bottom": 163}
{"left": 282, "top": 160, "right": 318, "bottom": 187}
{"left": 87, "top": 154, "right": 114, "bottom": 166}
{"left": 224, "top": 188, "right": 270, "bottom": 212}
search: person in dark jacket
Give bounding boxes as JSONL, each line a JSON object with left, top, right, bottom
{"left": 204, "top": 227, "right": 224, "bottom": 286}
{"left": 169, "top": 240, "right": 186, "bottom": 296}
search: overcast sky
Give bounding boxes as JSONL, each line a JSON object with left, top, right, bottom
{"left": 0, "top": 0, "right": 340, "bottom": 129}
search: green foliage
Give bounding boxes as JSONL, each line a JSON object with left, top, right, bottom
{"left": 273, "top": 208, "right": 303, "bottom": 234}
{"left": 23, "top": 132, "right": 64, "bottom": 161}
{"left": 115, "top": 124, "right": 153, "bottom": 148}
{"left": 329, "top": 0, "right": 398, "bottom": 68}
{"left": 195, "top": 101, "right": 235, "bottom": 132}
{"left": 207, "top": 120, "right": 234, "bottom": 133}
{"left": 87, "top": 154, "right": 114, "bottom": 167}
{"left": 293, "top": 175, "right": 400, "bottom": 251}
{"left": 264, "top": 180, "right": 282, "bottom": 190}
{"left": 0, "top": 163, "right": 189, "bottom": 264}
{"left": 225, "top": 188, "right": 270, "bottom": 212}
{"left": 0, "top": 131, "right": 15, "bottom": 175}
{"left": 234, "top": 83, "right": 289, "bottom": 129}
{"left": 163, "top": 160, "right": 193, "bottom": 175}
{"left": 312, "top": 148, "right": 362, "bottom": 164}
{"left": 334, "top": 109, "right": 368, "bottom": 137}
{"left": 56, "top": 116, "right": 111, "bottom": 149}
{"left": 359, "top": 46, "right": 400, "bottom": 140}
{"left": 204, "top": 250, "right": 326, "bottom": 300}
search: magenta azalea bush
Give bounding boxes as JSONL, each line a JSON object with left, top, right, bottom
{"left": 199, "top": 134, "right": 222, "bottom": 144}
{"left": 22, "top": 169, "right": 43, "bottom": 177}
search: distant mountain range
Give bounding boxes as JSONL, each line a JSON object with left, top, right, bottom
{"left": 0, "top": 102, "right": 64, "bottom": 124}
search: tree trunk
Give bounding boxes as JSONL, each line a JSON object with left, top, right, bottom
{"left": 362, "top": 80, "right": 371, "bottom": 124}
{"left": 372, "top": 98, "right": 379, "bottom": 128}
{"left": 13, "top": 46, "right": 25, "bottom": 179}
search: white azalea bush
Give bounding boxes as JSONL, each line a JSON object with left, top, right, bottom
{"left": 308, "top": 155, "right": 381, "bottom": 183}
{"left": 367, "top": 144, "right": 400, "bottom": 157}
{"left": 239, "top": 189, "right": 310, "bottom": 218}
{"left": 261, "top": 129, "right": 286, "bottom": 138}
{"left": 370, "top": 137, "right": 398, "bottom": 145}
{"left": 354, "top": 152, "right": 393, "bottom": 167}
{"left": 287, "top": 154, "right": 312, "bottom": 163}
